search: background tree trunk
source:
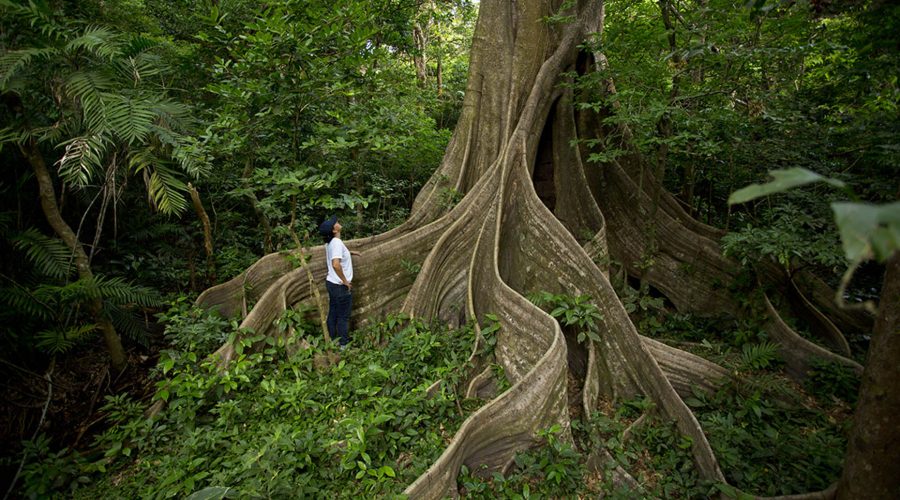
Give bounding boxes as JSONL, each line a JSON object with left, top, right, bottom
{"left": 20, "top": 138, "right": 127, "bottom": 372}
{"left": 837, "top": 252, "right": 900, "bottom": 499}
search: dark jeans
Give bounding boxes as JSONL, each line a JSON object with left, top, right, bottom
{"left": 326, "top": 281, "right": 352, "bottom": 346}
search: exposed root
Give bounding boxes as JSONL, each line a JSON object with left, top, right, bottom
{"left": 763, "top": 292, "right": 863, "bottom": 381}
{"left": 787, "top": 278, "right": 852, "bottom": 357}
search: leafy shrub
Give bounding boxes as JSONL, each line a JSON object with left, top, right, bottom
{"left": 157, "top": 296, "right": 235, "bottom": 355}
{"left": 528, "top": 291, "right": 603, "bottom": 343}
{"left": 686, "top": 377, "right": 846, "bottom": 495}
{"left": 805, "top": 359, "right": 860, "bottom": 404}
{"left": 72, "top": 316, "right": 481, "bottom": 498}
{"left": 458, "top": 425, "right": 585, "bottom": 498}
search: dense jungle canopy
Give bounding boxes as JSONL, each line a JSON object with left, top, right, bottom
{"left": 1, "top": 0, "right": 898, "bottom": 498}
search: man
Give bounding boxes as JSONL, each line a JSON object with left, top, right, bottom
{"left": 318, "top": 216, "right": 359, "bottom": 346}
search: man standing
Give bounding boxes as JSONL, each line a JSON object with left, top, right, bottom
{"left": 318, "top": 216, "right": 358, "bottom": 346}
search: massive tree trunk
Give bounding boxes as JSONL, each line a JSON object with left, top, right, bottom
{"left": 197, "top": 1, "right": 868, "bottom": 497}
{"left": 836, "top": 253, "right": 900, "bottom": 499}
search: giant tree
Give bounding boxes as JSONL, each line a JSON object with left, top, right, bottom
{"left": 197, "top": 0, "right": 878, "bottom": 496}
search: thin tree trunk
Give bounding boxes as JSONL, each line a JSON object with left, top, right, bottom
{"left": 413, "top": 24, "right": 427, "bottom": 86}
{"left": 241, "top": 160, "right": 273, "bottom": 253}
{"left": 20, "top": 138, "right": 127, "bottom": 372}
{"left": 188, "top": 182, "right": 216, "bottom": 284}
{"left": 837, "top": 252, "right": 900, "bottom": 499}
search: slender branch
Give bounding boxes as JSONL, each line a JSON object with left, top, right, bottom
{"left": 4, "top": 359, "right": 54, "bottom": 500}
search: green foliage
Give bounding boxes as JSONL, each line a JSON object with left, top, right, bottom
{"left": 528, "top": 291, "right": 603, "bottom": 343}
{"left": 458, "top": 424, "right": 586, "bottom": 498}
{"left": 729, "top": 168, "right": 899, "bottom": 265}
{"left": 0, "top": 263, "right": 162, "bottom": 354}
{"left": 1, "top": 11, "right": 209, "bottom": 216}
{"left": 156, "top": 296, "right": 234, "bottom": 355}
{"left": 69, "top": 316, "right": 481, "bottom": 498}
{"left": 739, "top": 342, "right": 781, "bottom": 371}
{"left": 12, "top": 434, "right": 90, "bottom": 499}
{"left": 805, "top": 359, "right": 860, "bottom": 405}
{"left": 722, "top": 204, "right": 844, "bottom": 272}
{"left": 569, "top": 398, "right": 712, "bottom": 498}
{"left": 686, "top": 376, "right": 846, "bottom": 495}
{"left": 11, "top": 228, "right": 74, "bottom": 279}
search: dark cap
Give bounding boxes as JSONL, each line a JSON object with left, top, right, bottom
{"left": 318, "top": 216, "right": 337, "bottom": 237}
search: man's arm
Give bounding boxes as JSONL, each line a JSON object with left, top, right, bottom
{"left": 332, "top": 258, "right": 351, "bottom": 289}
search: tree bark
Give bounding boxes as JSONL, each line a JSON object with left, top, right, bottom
{"left": 20, "top": 138, "right": 127, "bottom": 372}
{"left": 837, "top": 252, "right": 900, "bottom": 499}
{"left": 188, "top": 182, "right": 216, "bottom": 284}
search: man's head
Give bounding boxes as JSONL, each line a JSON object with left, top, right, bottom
{"left": 318, "top": 216, "right": 338, "bottom": 243}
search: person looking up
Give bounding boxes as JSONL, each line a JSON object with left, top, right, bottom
{"left": 318, "top": 216, "right": 359, "bottom": 347}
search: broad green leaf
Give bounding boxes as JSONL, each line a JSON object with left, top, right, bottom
{"left": 831, "top": 202, "right": 900, "bottom": 263}
{"left": 728, "top": 168, "right": 845, "bottom": 205}
{"left": 186, "top": 486, "right": 236, "bottom": 500}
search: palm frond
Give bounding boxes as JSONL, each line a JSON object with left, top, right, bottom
{"left": 0, "top": 210, "right": 14, "bottom": 236}
{"left": 35, "top": 323, "right": 96, "bottom": 354}
{"left": 55, "top": 133, "right": 110, "bottom": 187}
{"left": 145, "top": 164, "right": 189, "bottom": 215}
{"left": 106, "top": 94, "right": 156, "bottom": 144}
{"left": 0, "top": 126, "right": 30, "bottom": 149}
{"left": 0, "top": 0, "right": 66, "bottom": 40}
{"left": 65, "top": 25, "right": 122, "bottom": 61}
{"left": 0, "top": 283, "right": 54, "bottom": 321}
{"left": 105, "top": 303, "right": 150, "bottom": 346}
{"left": 149, "top": 124, "right": 210, "bottom": 179}
{"left": 114, "top": 52, "right": 164, "bottom": 84}
{"left": 12, "top": 228, "right": 75, "bottom": 278}
{"left": 64, "top": 69, "right": 115, "bottom": 123}
{"left": 150, "top": 99, "right": 191, "bottom": 128}
{"left": 122, "top": 35, "right": 159, "bottom": 57}
{"left": 0, "top": 47, "right": 57, "bottom": 89}
{"left": 94, "top": 275, "right": 162, "bottom": 307}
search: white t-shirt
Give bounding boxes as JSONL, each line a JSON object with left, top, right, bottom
{"left": 325, "top": 238, "right": 353, "bottom": 285}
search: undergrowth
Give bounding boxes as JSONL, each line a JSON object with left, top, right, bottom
{"left": 18, "top": 310, "right": 482, "bottom": 498}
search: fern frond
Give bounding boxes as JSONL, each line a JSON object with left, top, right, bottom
{"left": 35, "top": 324, "right": 96, "bottom": 354}
{"left": 94, "top": 275, "right": 161, "bottom": 307}
{"left": 0, "top": 47, "right": 57, "bottom": 89}
{"left": 741, "top": 342, "right": 781, "bottom": 371}
{"left": 106, "top": 303, "right": 149, "bottom": 346}
{"left": 106, "top": 94, "right": 156, "bottom": 144}
{"left": 64, "top": 69, "right": 115, "bottom": 122}
{"left": 55, "top": 133, "right": 110, "bottom": 186}
{"left": 66, "top": 25, "right": 122, "bottom": 61}
{"left": 122, "top": 35, "right": 159, "bottom": 58}
{"left": 0, "top": 283, "right": 54, "bottom": 321}
{"left": 12, "top": 228, "right": 75, "bottom": 278}
{"left": 114, "top": 52, "right": 164, "bottom": 84}
{"left": 147, "top": 165, "right": 189, "bottom": 215}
